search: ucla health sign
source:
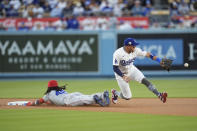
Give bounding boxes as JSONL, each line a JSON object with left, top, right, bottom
{"left": 134, "top": 39, "right": 183, "bottom": 65}
{"left": 118, "top": 32, "right": 197, "bottom": 70}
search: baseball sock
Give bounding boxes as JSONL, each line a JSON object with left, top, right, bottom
{"left": 141, "top": 78, "right": 160, "bottom": 96}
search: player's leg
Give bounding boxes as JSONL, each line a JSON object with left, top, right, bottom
{"left": 63, "top": 93, "right": 95, "bottom": 106}
{"left": 129, "top": 66, "right": 160, "bottom": 96}
{"left": 64, "top": 92, "right": 109, "bottom": 106}
{"left": 141, "top": 78, "right": 160, "bottom": 96}
{"left": 141, "top": 78, "right": 168, "bottom": 103}
{"left": 129, "top": 66, "right": 167, "bottom": 103}
{"left": 91, "top": 91, "right": 110, "bottom": 106}
{"left": 112, "top": 77, "right": 132, "bottom": 103}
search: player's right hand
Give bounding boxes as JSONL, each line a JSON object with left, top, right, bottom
{"left": 123, "top": 76, "right": 131, "bottom": 83}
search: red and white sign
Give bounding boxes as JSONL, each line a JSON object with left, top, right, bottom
{"left": 0, "top": 17, "right": 150, "bottom": 30}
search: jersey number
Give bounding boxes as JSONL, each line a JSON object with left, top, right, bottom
{"left": 56, "top": 90, "right": 66, "bottom": 96}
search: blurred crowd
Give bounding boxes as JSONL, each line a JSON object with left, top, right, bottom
{"left": 167, "top": 0, "right": 197, "bottom": 29}
{"left": 0, "top": 0, "right": 197, "bottom": 31}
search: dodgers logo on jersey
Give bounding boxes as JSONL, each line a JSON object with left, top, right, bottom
{"left": 120, "top": 58, "right": 135, "bottom": 66}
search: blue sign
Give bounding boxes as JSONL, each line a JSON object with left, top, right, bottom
{"left": 134, "top": 39, "right": 183, "bottom": 65}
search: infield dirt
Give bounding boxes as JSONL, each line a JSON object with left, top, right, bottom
{"left": 0, "top": 98, "right": 197, "bottom": 116}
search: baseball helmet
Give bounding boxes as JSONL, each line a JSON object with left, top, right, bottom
{"left": 48, "top": 80, "right": 58, "bottom": 88}
{"left": 124, "top": 38, "right": 139, "bottom": 46}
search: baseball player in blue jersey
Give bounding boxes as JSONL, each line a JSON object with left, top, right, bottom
{"left": 26, "top": 80, "right": 110, "bottom": 107}
{"left": 112, "top": 38, "right": 172, "bottom": 104}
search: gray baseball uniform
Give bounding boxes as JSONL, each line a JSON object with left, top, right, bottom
{"left": 42, "top": 90, "right": 104, "bottom": 106}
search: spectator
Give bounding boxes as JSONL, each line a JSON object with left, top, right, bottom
{"left": 45, "top": 21, "right": 55, "bottom": 31}
{"left": 143, "top": 1, "right": 153, "bottom": 16}
{"left": 32, "top": 4, "right": 44, "bottom": 18}
{"left": 141, "top": 0, "right": 154, "bottom": 7}
{"left": 73, "top": 2, "right": 84, "bottom": 16}
{"left": 113, "top": 0, "right": 125, "bottom": 17}
{"left": 169, "top": 0, "right": 179, "bottom": 16}
{"left": 2, "top": 0, "right": 11, "bottom": 16}
{"left": 131, "top": 0, "right": 145, "bottom": 16}
{"left": 89, "top": 1, "right": 100, "bottom": 16}
{"left": 109, "top": 13, "right": 118, "bottom": 29}
{"left": 117, "top": 20, "right": 133, "bottom": 30}
{"left": 149, "top": 22, "right": 163, "bottom": 29}
{"left": 191, "top": 17, "right": 197, "bottom": 27}
{"left": 26, "top": 4, "right": 35, "bottom": 17}
{"left": 42, "top": 1, "right": 52, "bottom": 17}
{"left": 66, "top": 16, "right": 79, "bottom": 30}
{"left": 100, "top": 1, "right": 113, "bottom": 15}
{"left": 0, "top": 2, "right": 6, "bottom": 18}
{"left": 9, "top": 0, "right": 21, "bottom": 10}
{"left": 190, "top": 0, "right": 197, "bottom": 11}
{"left": 50, "top": 4, "right": 63, "bottom": 17}
{"left": 169, "top": 13, "right": 183, "bottom": 28}
{"left": 95, "top": 15, "right": 109, "bottom": 30}
{"left": 122, "top": 0, "right": 134, "bottom": 16}
{"left": 178, "top": 1, "right": 190, "bottom": 16}
{"left": 0, "top": 22, "right": 6, "bottom": 31}
{"left": 52, "top": 18, "right": 66, "bottom": 31}
{"left": 108, "top": 0, "right": 118, "bottom": 6}
{"left": 81, "top": 16, "right": 95, "bottom": 30}
{"left": 22, "top": 0, "right": 34, "bottom": 5}
{"left": 17, "top": 22, "right": 29, "bottom": 31}
{"left": 6, "top": 5, "right": 19, "bottom": 17}
{"left": 18, "top": 2, "right": 28, "bottom": 17}
{"left": 56, "top": 23, "right": 66, "bottom": 31}
{"left": 31, "top": 22, "right": 45, "bottom": 31}
{"left": 62, "top": 0, "right": 74, "bottom": 17}
{"left": 84, "top": 4, "right": 93, "bottom": 16}
{"left": 48, "top": 0, "right": 58, "bottom": 9}
{"left": 181, "top": 15, "right": 193, "bottom": 28}
{"left": 57, "top": 0, "right": 67, "bottom": 10}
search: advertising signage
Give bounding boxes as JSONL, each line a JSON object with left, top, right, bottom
{"left": 0, "top": 34, "right": 98, "bottom": 72}
{"left": 118, "top": 33, "right": 197, "bottom": 70}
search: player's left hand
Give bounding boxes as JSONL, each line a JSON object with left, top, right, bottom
{"left": 160, "top": 58, "right": 173, "bottom": 72}
{"left": 123, "top": 76, "right": 131, "bottom": 83}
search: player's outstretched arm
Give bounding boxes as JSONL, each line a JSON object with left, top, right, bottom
{"left": 146, "top": 52, "right": 173, "bottom": 71}
{"left": 26, "top": 98, "right": 45, "bottom": 106}
{"left": 146, "top": 52, "right": 161, "bottom": 63}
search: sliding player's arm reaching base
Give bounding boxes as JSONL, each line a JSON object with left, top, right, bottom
{"left": 112, "top": 38, "right": 172, "bottom": 104}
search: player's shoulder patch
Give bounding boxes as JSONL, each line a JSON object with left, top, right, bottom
{"left": 115, "top": 59, "right": 118, "bottom": 64}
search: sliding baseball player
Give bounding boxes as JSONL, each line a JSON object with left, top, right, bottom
{"left": 26, "top": 80, "right": 110, "bottom": 107}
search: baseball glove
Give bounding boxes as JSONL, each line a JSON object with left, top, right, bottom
{"left": 160, "top": 58, "right": 173, "bottom": 71}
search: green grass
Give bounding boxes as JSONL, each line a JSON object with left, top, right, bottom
{"left": 0, "top": 78, "right": 197, "bottom": 131}
{"left": 0, "top": 79, "right": 197, "bottom": 98}
{"left": 0, "top": 109, "right": 197, "bottom": 131}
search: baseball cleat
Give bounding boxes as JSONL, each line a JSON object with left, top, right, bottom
{"left": 159, "top": 92, "right": 168, "bottom": 103}
{"left": 103, "top": 91, "right": 110, "bottom": 106}
{"left": 93, "top": 95, "right": 105, "bottom": 107}
{"left": 111, "top": 89, "right": 118, "bottom": 104}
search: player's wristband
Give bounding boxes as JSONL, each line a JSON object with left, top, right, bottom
{"left": 156, "top": 57, "right": 161, "bottom": 63}
{"left": 150, "top": 54, "right": 161, "bottom": 63}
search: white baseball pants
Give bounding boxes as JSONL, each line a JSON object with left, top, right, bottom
{"left": 115, "top": 65, "right": 145, "bottom": 99}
